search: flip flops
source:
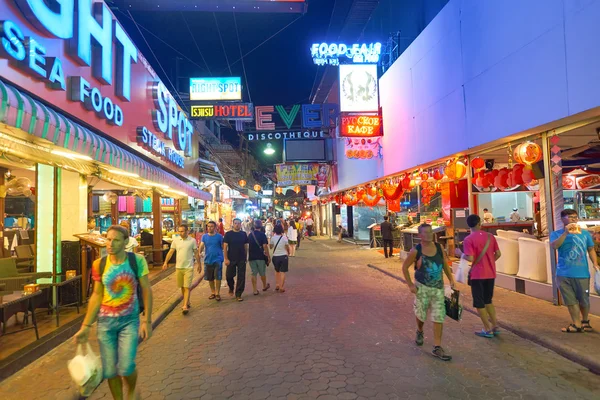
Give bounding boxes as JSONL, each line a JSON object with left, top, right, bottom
{"left": 562, "top": 324, "right": 583, "bottom": 333}
{"left": 208, "top": 294, "right": 216, "bottom": 300}
{"left": 263, "top": 283, "right": 271, "bottom": 291}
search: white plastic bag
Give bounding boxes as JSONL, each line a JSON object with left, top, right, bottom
{"left": 594, "top": 270, "right": 600, "bottom": 296}
{"left": 68, "top": 343, "right": 103, "bottom": 397}
{"left": 455, "top": 258, "right": 471, "bottom": 284}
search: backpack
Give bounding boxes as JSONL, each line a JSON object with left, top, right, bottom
{"left": 99, "top": 252, "right": 144, "bottom": 314}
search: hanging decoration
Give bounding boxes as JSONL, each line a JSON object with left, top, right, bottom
{"left": 381, "top": 182, "right": 404, "bottom": 201}
{"left": 471, "top": 157, "right": 485, "bottom": 170}
{"left": 274, "top": 199, "right": 279, "bottom": 204}
{"left": 342, "top": 191, "right": 360, "bottom": 206}
{"left": 550, "top": 135, "right": 561, "bottom": 176}
{"left": 362, "top": 192, "right": 382, "bottom": 207}
{"left": 294, "top": 201, "right": 298, "bottom": 206}
{"left": 445, "top": 160, "right": 466, "bottom": 195}
{"left": 345, "top": 137, "right": 382, "bottom": 159}
{"left": 514, "top": 141, "right": 542, "bottom": 165}
{"left": 433, "top": 167, "right": 444, "bottom": 181}
{"left": 293, "top": 185, "right": 301, "bottom": 194}
{"left": 275, "top": 187, "right": 283, "bottom": 194}
{"left": 238, "top": 179, "right": 247, "bottom": 188}
{"left": 387, "top": 198, "right": 401, "bottom": 212}
{"left": 366, "top": 184, "right": 378, "bottom": 197}
{"left": 284, "top": 201, "right": 289, "bottom": 206}
{"left": 253, "top": 184, "right": 262, "bottom": 192}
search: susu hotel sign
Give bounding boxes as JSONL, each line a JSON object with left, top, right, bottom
{"left": 0, "top": 0, "right": 196, "bottom": 173}
{"left": 190, "top": 103, "right": 254, "bottom": 120}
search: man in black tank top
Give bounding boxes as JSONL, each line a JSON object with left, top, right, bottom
{"left": 402, "top": 224, "right": 456, "bottom": 361}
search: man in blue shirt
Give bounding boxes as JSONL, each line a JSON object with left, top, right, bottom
{"left": 550, "top": 209, "right": 599, "bottom": 333}
{"left": 200, "top": 221, "right": 224, "bottom": 301}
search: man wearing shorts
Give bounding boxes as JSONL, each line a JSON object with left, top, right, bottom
{"left": 75, "top": 225, "right": 153, "bottom": 399}
{"left": 200, "top": 221, "right": 224, "bottom": 301}
{"left": 402, "top": 224, "right": 455, "bottom": 361}
{"left": 248, "top": 220, "right": 271, "bottom": 295}
{"left": 550, "top": 209, "right": 599, "bottom": 333}
{"left": 163, "top": 224, "right": 201, "bottom": 314}
{"left": 456, "top": 214, "right": 502, "bottom": 338}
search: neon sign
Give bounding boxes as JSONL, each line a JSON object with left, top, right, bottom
{"left": 190, "top": 77, "right": 242, "bottom": 101}
{"left": 254, "top": 104, "right": 339, "bottom": 131}
{"left": 340, "top": 115, "right": 382, "bottom": 137}
{"left": 190, "top": 103, "right": 254, "bottom": 120}
{"left": 311, "top": 42, "right": 382, "bottom": 66}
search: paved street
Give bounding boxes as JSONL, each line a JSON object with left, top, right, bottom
{"left": 89, "top": 240, "right": 599, "bottom": 400}
{"left": 2, "top": 239, "right": 600, "bottom": 399}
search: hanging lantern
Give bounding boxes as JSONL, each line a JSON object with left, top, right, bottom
{"left": 274, "top": 199, "right": 279, "bottom": 204}
{"left": 275, "top": 187, "right": 283, "bottom": 195}
{"left": 294, "top": 185, "right": 301, "bottom": 194}
{"left": 420, "top": 181, "right": 429, "bottom": 189}
{"left": 433, "top": 168, "right": 444, "bottom": 181}
{"left": 421, "top": 172, "right": 429, "bottom": 181}
{"left": 471, "top": 157, "right": 485, "bottom": 170}
{"left": 284, "top": 201, "right": 289, "bottom": 206}
{"left": 294, "top": 201, "right": 298, "bottom": 206}
{"left": 514, "top": 142, "right": 542, "bottom": 165}
{"left": 445, "top": 161, "right": 467, "bottom": 181}
{"left": 238, "top": 179, "right": 247, "bottom": 187}
{"left": 253, "top": 184, "right": 262, "bottom": 192}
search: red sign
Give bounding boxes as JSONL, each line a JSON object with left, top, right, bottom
{"left": 340, "top": 115, "right": 382, "bottom": 137}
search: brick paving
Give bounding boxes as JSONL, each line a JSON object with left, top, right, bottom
{"left": 2, "top": 240, "right": 600, "bottom": 399}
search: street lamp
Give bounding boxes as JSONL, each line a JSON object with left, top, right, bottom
{"left": 264, "top": 143, "right": 275, "bottom": 155}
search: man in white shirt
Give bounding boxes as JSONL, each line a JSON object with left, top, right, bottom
{"left": 483, "top": 208, "right": 494, "bottom": 224}
{"left": 509, "top": 208, "right": 521, "bottom": 222}
{"left": 162, "top": 225, "right": 201, "bottom": 314}
{"left": 305, "top": 216, "right": 314, "bottom": 236}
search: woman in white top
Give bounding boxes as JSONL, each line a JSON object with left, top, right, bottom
{"left": 270, "top": 225, "right": 291, "bottom": 292}
{"left": 287, "top": 220, "right": 298, "bottom": 257}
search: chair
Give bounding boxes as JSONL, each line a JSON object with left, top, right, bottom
{"left": 517, "top": 238, "right": 548, "bottom": 282}
{"left": 0, "top": 258, "right": 35, "bottom": 291}
{"left": 505, "top": 230, "right": 536, "bottom": 241}
{"left": 495, "top": 236, "right": 519, "bottom": 275}
{"left": 496, "top": 230, "right": 510, "bottom": 238}
{"left": 15, "top": 245, "right": 34, "bottom": 272}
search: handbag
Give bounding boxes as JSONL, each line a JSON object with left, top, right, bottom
{"left": 467, "top": 233, "right": 492, "bottom": 286}
{"left": 250, "top": 232, "right": 270, "bottom": 265}
{"left": 444, "top": 288, "right": 463, "bottom": 321}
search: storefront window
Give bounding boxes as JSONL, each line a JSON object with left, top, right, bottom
{"left": 352, "top": 204, "right": 387, "bottom": 241}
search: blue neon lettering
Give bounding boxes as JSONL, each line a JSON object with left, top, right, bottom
{"left": 47, "top": 57, "right": 66, "bottom": 90}
{"left": 103, "top": 97, "right": 114, "bottom": 121}
{"left": 0, "top": 20, "right": 26, "bottom": 61}
{"left": 152, "top": 82, "right": 169, "bottom": 134}
{"left": 113, "top": 21, "right": 137, "bottom": 101}
{"left": 302, "top": 104, "right": 321, "bottom": 129}
{"left": 167, "top": 96, "right": 177, "bottom": 140}
{"left": 15, "top": 0, "right": 74, "bottom": 40}
{"left": 25, "top": 37, "right": 47, "bottom": 78}
{"left": 90, "top": 87, "right": 103, "bottom": 112}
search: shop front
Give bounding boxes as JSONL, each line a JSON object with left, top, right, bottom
{"left": 0, "top": 0, "right": 212, "bottom": 361}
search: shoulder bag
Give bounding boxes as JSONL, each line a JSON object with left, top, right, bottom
{"left": 467, "top": 233, "right": 491, "bottom": 286}
{"left": 250, "top": 231, "right": 270, "bottom": 265}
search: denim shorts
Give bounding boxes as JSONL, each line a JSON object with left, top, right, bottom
{"left": 97, "top": 314, "right": 140, "bottom": 379}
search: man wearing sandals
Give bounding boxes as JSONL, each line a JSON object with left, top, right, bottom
{"left": 550, "top": 209, "right": 599, "bottom": 333}
{"left": 248, "top": 220, "right": 271, "bottom": 296}
{"left": 224, "top": 218, "right": 250, "bottom": 302}
{"left": 200, "top": 221, "right": 224, "bottom": 302}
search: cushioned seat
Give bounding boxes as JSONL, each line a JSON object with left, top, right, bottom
{"left": 496, "top": 229, "right": 509, "bottom": 238}
{"left": 505, "top": 230, "right": 536, "bottom": 241}
{"left": 517, "top": 238, "right": 547, "bottom": 282}
{"left": 495, "top": 236, "right": 519, "bottom": 275}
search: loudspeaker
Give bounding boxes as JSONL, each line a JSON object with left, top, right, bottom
{"left": 484, "top": 159, "right": 495, "bottom": 170}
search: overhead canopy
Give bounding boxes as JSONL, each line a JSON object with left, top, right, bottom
{"left": 0, "top": 80, "right": 211, "bottom": 201}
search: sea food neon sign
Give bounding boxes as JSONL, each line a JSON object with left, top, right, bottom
{"left": 311, "top": 42, "right": 382, "bottom": 66}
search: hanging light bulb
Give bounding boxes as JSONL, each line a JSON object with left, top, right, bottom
{"left": 238, "top": 179, "right": 247, "bottom": 187}
{"left": 253, "top": 184, "right": 262, "bottom": 192}
{"left": 294, "top": 185, "right": 301, "bottom": 194}
{"left": 275, "top": 187, "right": 283, "bottom": 194}
{"left": 264, "top": 143, "right": 276, "bottom": 155}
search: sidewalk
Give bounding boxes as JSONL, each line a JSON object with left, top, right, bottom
{"left": 0, "top": 268, "right": 205, "bottom": 398}
{"left": 364, "top": 248, "right": 600, "bottom": 374}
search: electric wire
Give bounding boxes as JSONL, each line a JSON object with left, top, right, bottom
{"left": 233, "top": 12, "right": 252, "bottom": 103}
{"left": 213, "top": 12, "right": 233, "bottom": 75}
{"left": 309, "top": 0, "right": 337, "bottom": 102}
{"left": 181, "top": 12, "right": 212, "bottom": 76}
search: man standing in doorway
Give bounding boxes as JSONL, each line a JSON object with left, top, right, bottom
{"left": 200, "top": 221, "right": 224, "bottom": 301}
{"left": 224, "top": 218, "right": 249, "bottom": 302}
{"left": 456, "top": 214, "right": 502, "bottom": 338}
{"left": 163, "top": 224, "right": 201, "bottom": 314}
{"left": 75, "top": 225, "right": 153, "bottom": 399}
{"left": 305, "top": 215, "right": 314, "bottom": 237}
{"left": 380, "top": 215, "right": 394, "bottom": 258}
{"left": 550, "top": 209, "right": 599, "bottom": 332}
{"left": 248, "top": 220, "right": 271, "bottom": 295}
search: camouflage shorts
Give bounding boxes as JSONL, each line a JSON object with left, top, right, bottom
{"left": 413, "top": 283, "right": 446, "bottom": 324}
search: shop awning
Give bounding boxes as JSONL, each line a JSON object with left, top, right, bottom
{"left": 0, "top": 80, "right": 211, "bottom": 201}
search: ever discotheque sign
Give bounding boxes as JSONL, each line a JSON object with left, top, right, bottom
{"left": 0, "top": 0, "right": 197, "bottom": 173}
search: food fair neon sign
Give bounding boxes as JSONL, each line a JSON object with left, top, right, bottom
{"left": 311, "top": 42, "right": 382, "bottom": 66}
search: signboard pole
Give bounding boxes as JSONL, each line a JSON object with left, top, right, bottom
{"left": 152, "top": 190, "right": 163, "bottom": 265}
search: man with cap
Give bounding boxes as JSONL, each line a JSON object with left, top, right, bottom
{"left": 509, "top": 208, "right": 521, "bottom": 222}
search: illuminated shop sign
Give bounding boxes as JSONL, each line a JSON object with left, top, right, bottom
{"left": 0, "top": 0, "right": 196, "bottom": 173}
{"left": 190, "top": 103, "right": 254, "bottom": 120}
{"left": 247, "top": 130, "right": 329, "bottom": 142}
{"left": 254, "top": 104, "right": 339, "bottom": 131}
{"left": 340, "top": 115, "right": 382, "bottom": 137}
{"left": 190, "top": 77, "right": 242, "bottom": 101}
{"left": 339, "top": 64, "right": 379, "bottom": 112}
{"left": 136, "top": 127, "right": 185, "bottom": 168}
{"left": 311, "top": 42, "right": 382, "bottom": 66}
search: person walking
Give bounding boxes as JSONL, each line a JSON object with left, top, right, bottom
{"left": 265, "top": 217, "right": 274, "bottom": 243}
{"left": 287, "top": 219, "right": 298, "bottom": 257}
{"left": 248, "top": 220, "right": 271, "bottom": 295}
{"left": 306, "top": 215, "right": 314, "bottom": 236}
{"left": 163, "top": 224, "right": 201, "bottom": 314}
{"left": 380, "top": 215, "right": 394, "bottom": 258}
{"left": 271, "top": 224, "right": 290, "bottom": 293}
{"left": 74, "top": 225, "right": 153, "bottom": 399}
{"left": 200, "top": 221, "right": 224, "bottom": 301}
{"left": 550, "top": 209, "right": 599, "bottom": 333}
{"left": 119, "top": 220, "right": 139, "bottom": 253}
{"left": 217, "top": 218, "right": 225, "bottom": 236}
{"left": 224, "top": 218, "right": 249, "bottom": 302}
{"left": 455, "top": 214, "right": 502, "bottom": 338}
{"left": 242, "top": 217, "right": 253, "bottom": 235}
{"left": 402, "top": 224, "right": 455, "bottom": 361}
{"left": 295, "top": 218, "right": 303, "bottom": 249}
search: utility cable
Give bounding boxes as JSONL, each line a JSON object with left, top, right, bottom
{"left": 213, "top": 12, "right": 233, "bottom": 75}
{"left": 115, "top": 9, "right": 209, "bottom": 75}
{"left": 233, "top": 12, "right": 252, "bottom": 103}
{"left": 181, "top": 12, "right": 212, "bottom": 76}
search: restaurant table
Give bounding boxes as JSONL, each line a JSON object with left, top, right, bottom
{"left": 36, "top": 275, "right": 82, "bottom": 327}
{"left": 0, "top": 290, "right": 42, "bottom": 339}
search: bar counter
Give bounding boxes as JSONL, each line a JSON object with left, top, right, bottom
{"left": 481, "top": 221, "right": 534, "bottom": 235}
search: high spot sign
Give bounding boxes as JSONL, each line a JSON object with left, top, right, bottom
{"left": 190, "top": 103, "right": 254, "bottom": 120}
{"left": 340, "top": 115, "right": 382, "bottom": 137}
{"left": 311, "top": 42, "right": 382, "bottom": 66}
{"left": 190, "top": 77, "right": 242, "bottom": 101}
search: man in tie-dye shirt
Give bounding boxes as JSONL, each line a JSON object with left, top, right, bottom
{"left": 75, "top": 225, "right": 153, "bottom": 399}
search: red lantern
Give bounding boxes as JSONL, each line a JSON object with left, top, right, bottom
{"left": 420, "top": 181, "right": 429, "bottom": 189}
{"left": 471, "top": 157, "right": 485, "bottom": 170}
{"left": 433, "top": 168, "right": 444, "bottom": 181}
{"left": 481, "top": 177, "right": 491, "bottom": 188}
{"left": 514, "top": 142, "right": 542, "bottom": 165}
{"left": 402, "top": 175, "right": 411, "bottom": 190}
{"left": 421, "top": 172, "right": 429, "bottom": 181}
{"left": 521, "top": 167, "right": 534, "bottom": 184}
